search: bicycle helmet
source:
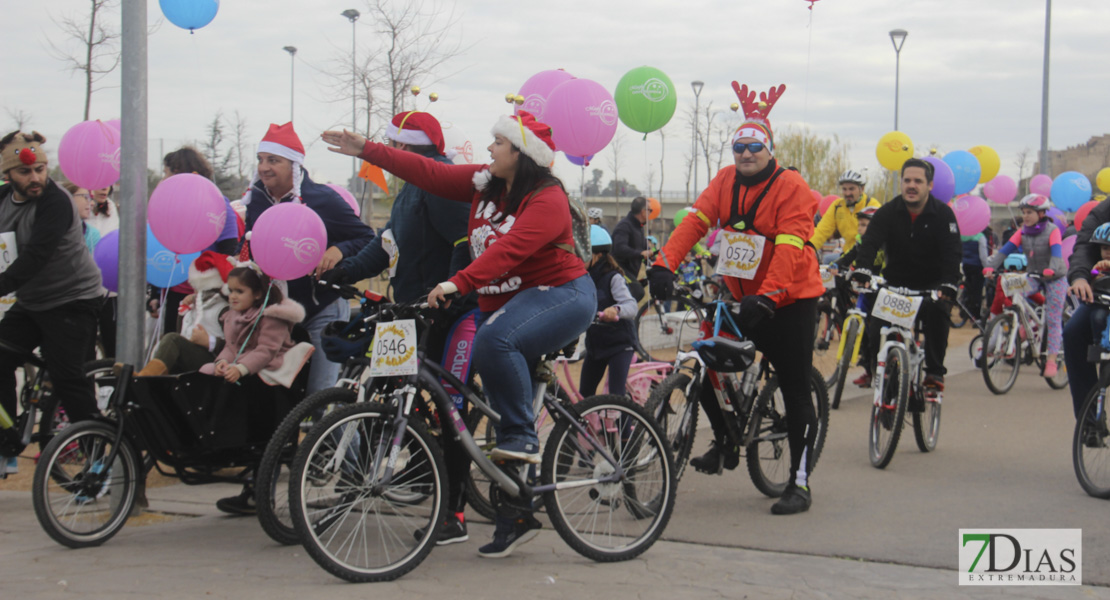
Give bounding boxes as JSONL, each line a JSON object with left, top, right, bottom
{"left": 856, "top": 206, "right": 879, "bottom": 220}
{"left": 320, "top": 319, "right": 373, "bottom": 363}
{"left": 646, "top": 234, "right": 659, "bottom": 248}
{"left": 1002, "top": 253, "right": 1028, "bottom": 271}
{"left": 1018, "top": 194, "right": 1052, "bottom": 212}
{"left": 587, "top": 207, "right": 603, "bottom": 220}
{"left": 838, "top": 169, "right": 867, "bottom": 187}
{"left": 590, "top": 224, "right": 612, "bottom": 252}
{"left": 1093, "top": 223, "right": 1110, "bottom": 246}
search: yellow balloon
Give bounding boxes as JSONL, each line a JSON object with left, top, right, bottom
{"left": 876, "top": 131, "right": 914, "bottom": 171}
{"left": 969, "top": 145, "right": 1001, "bottom": 183}
{"left": 1097, "top": 167, "right": 1110, "bottom": 194}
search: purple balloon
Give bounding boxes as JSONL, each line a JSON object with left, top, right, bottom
{"left": 922, "top": 156, "right": 955, "bottom": 202}
{"left": 93, "top": 230, "right": 119, "bottom": 293}
{"left": 148, "top": 173, "right": 228, "bottom": 254}
{"left": 1030, "top": 173, "right": 1053, "bottom": 196}
{"left": 545, "top": 78, "right": 619, "bottom": 158}
{"left": 1046, "top": 207, "right": 1066, "bottom": 234}
{"left": 983, "top": 175, "right": 1017, "bottom": 204}
{"left": 565, "top": 153, "right": 594, "bottom": 167}
{"left": 950, "top": 195, "right": 991, "bottom": 235}
{"left": 516, "top": 69, "right": 575, "bottom": 122}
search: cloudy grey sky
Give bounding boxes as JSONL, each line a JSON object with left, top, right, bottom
{"left": 2, "top": 0, "right": 1106, "bottom": 199}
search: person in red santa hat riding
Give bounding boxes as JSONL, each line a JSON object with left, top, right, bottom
{"left": 323, "top": 110, "right": 596, "bottom": 558}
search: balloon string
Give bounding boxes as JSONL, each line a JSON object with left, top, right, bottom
{"left": 801, "top": 5, "right": 815, "bottom": 181}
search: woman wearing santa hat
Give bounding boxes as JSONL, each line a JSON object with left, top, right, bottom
{"left": 323, "top": 111, "right": 596, "bottom": 558}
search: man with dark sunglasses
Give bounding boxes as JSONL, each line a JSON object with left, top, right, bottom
{"left": 648, "top": 82, "right": 824, "bottom": 515}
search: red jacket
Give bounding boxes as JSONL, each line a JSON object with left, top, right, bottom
{"left": 359, "top": 141, "right": 586, "bottom": 311}
{"left": 655, "top": 161, "right": 824, "bottom": 307}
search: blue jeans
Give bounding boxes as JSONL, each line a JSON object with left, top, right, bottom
{"left": 1063, "top": 303, "right": 1110, "bottom": 418}
{"left": 304, "top": 297, "right": 351, "bottom": 395}
{"left": 473, "top": 275, "right": 596, "bottom": 446}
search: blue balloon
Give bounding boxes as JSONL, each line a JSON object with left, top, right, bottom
{"left": 1050, "top": 171, "right": 1093, "bottom": 212}
{"left": 147, "top": 225, "right": 199, "bottom": 287}
{"left": 943, "top": 150, "right": 981, "bottom": 196}
{"left": 159, "top": 0, "right": 219, "bottom": 32}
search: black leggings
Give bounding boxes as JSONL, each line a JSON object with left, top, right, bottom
{"left": 578, "top": 349, "right": 635, "bottom": 397}
{"left": 698, "top": 297, "right": 820, "bottom": 487}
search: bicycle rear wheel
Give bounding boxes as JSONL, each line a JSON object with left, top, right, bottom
{"left": 32, "top": 420, "right": 139, "bottom": 548}
{"left": 1073, "top": 386, "right": 1110, "bottom": 499}
{"left": 645, "top": 371, "right": 699, "bottom": 481}
{"left": 812, "top": 303, "right": 841, "bottom": 389}
{"left": 745, "top": 367, "right": 830, "bottom": 497}
{"left": 289, "top": 402, "right": 446, "bottom": 582}
{"left": 981, "top": 314, "right": 1020, "bottom": 395}
{"left": 869, "top": 346, "right": 909, "bottom": 469}
{"left": 542, "top": 395, "right": 675, "bottom": 562}
{"left": 831, "top": 318, "right": 861, "bottom": 410}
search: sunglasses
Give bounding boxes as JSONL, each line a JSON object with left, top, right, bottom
{"left": 732, "top": 142, "right": 766, "bottom": 155}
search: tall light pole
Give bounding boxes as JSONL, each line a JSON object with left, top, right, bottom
{"left": 690, "top": 80, "right": 704, "bottom": 204}
{"left": 889, "top": 29, "right": 908, "bottom": 132}
{"left": 283, "top": 46, "right": 297, "bottom": 123}
{"left": 1039, "top": 0, "right": 1052, "bottom": 175}
{"left": 342, "top": 9, "right": 360, "bottom": 186}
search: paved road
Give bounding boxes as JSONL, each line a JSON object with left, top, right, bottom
{"left": 2, "top": 329, "right": 1109, "bottom": 598}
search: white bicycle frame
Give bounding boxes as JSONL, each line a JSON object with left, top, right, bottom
{"left": 992, "top": 279, "right": 1047, "bottom": 361}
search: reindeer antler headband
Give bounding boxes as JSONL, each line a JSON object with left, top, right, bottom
{"left": 730, "top": 82, "right": 786, "bottom": 154}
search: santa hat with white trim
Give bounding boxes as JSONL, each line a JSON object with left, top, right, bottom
{"left": 242, "top": 122, "right": 306, "bottom": 206}
{"left": 490, "top": 110, "right": 556, "bottom": 168}
{"left": 386, "top": 111, "right": 451, "bottom": 158}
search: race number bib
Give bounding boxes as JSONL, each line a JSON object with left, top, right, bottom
{"left": 820, "top": 266, "right": 835, "bottom": 289}
{"left": 0, "top": 232, "right": 17, "bottom": 315}
{"left": 872, "top": 288, "right": 923, "bottom": 329}
{"left": 381, "top": 229, "right": 399, "bottom": 278}
{"left": 368, "top": 319, "right": 418, "bottom": 377}
{"left": 715, "top": 232, "right": 765, "bottom": 280}
{"left": 1000, "top": 273, "right": 1031, "bottom": 298}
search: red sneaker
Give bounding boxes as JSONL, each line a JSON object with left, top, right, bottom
{"left": 852, "top": 373, "right": 872, "bottom": 388}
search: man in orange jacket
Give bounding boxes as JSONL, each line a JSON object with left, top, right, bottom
{"left": 648, "top": 82, "right": 824, "bottom": 515}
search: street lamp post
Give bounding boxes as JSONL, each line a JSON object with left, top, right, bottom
{"left": 690, "top": 80, "right": 704, "bottom": 204}
{"left": 342, "top": 9, "right": 360, "bottom": 187}
{"left": 283, "top": 46, "right": 297, "bottom": 123}
{"left": 889, "top": 29, "right": 908, "bottom": 200}
{"left": 1039, "top": 0, "right": 1052, "bottom": 175}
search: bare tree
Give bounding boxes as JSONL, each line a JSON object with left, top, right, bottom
{"left": 1014, "top": 147, "right": 1031, "bottom": 196}
{"left": 657, "top": 129, "right": 666, "bottom": 199}
{"left": 48, "top": 0, "right": 120, "bottom": 120}
{"left": 230, "top": 111, "right": 251, "bottom": 182}
{"left": 606, "top": 133, "right": 626, "bottom": 219}
{"left": 5, "top": 108, "right": 32, "bottom": 131}
{"left": 774, "top": 126, "right": 850, "bottom": 196}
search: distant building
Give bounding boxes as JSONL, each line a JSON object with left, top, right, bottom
{"left": 1030, "top": 133, "right": 1110, "bottom": 185}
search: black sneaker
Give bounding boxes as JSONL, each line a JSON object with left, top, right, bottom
{"left": 771, "top": 484, "right": 812, "bottom": 515}
{"left": 216, "top": 486, "right": 256, "bottom": 516}
{"left": 414, "top": 514, "right": 469, "bottom": 546}
{"left": 922, "top": 374, "right": 945, "bottom": 392}
{"left": 478, "top": 515, "right": 542, "bottom": 558}
{"left": 689, "top": 440, "right": 740, "bottom": 475}
{"left": 489, "top": 440, "right": 541, "bottom": 464}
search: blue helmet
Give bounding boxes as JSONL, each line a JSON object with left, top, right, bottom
{"left": 1093, "top": 223, "right": 1110, "bottom": 247}
{"left": 1002, "top": 253, "right": 1028, "bottom": 271}
{"left": 590, "top": 224, "right": 612, "bottom": 251}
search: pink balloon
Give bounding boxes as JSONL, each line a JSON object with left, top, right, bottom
{"left": 148, "top": 174, "right": 227, "bottom": 254}
{"left": 544, "top": 78, "right": 618, "bottom": 158}
{"left": 1076, "top": 200, "right": 1100, "bottom": 227}
{"left": 809, "top": 189, "right": 822, "bottom": 207}
{"left": 516, "top": 69, "right": 575, "bottom": 122}
{"left": 325, "top": 183, "right": 360, "bottom": 217}
{"left": 1062, "top": 234, "right": 1077, "bottom": 263}
{"left": 1030, "top": 173, "right": 1053, "bottom": 196}
{"left": 950, "top": 194, "right": 991, "bottom": 235}
{"left": 57, "top": 120, "right": 120, "bottom": 190}
{"left": 982, "top": 175, "right": 1017, "bottom": 204}
{"left": 818, "top": 194, "right": 837, "bottom": 216}
{"left": 105, "top": 119, "right": 121, "bottom": 132}
{"left": 250, "top": 203, "right": 327, "bottom": 281}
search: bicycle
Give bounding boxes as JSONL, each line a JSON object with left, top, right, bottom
{"left": 286, "top": 298, "right": 676, "bottom": 582}
{"left": 634, "top": 282, "right": 707, "bottom": 363}
{"left": 645, "top": 289, "right": 829, "bottom": 490}
{"left": 828, "top": 278, "right": 869, "bottom": 410}
{"left": 980, "top": 273, "right": 1068, "bottom": 394}
{"left": 864, "top": 277, "right": 943, "bottom": 469}
{"left": 813, "top": 265, "right": 845, "bottom": 389}
{"left": 1072, "top": 287, "right": 1110, "bottom": 498}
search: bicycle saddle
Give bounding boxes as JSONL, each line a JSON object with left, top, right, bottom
{"left": 691, "top": 337, "right": 756, "bottom": 373}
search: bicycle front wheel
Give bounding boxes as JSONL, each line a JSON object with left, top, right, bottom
{"left": 981, "top": 314, "right": 1020, "bottom": 395}
{"left": 542, "top": 395, "right": 676, "bottom": 562}
{"left": 645, "top": 371, "right": 699, "bottom": 481}
{"left": 1074, "top": 386, "right": 1110, "bottom": 499}
{"left": 812, "top": 304, "right": 841, "bottom": 389}
{"left": 32, "top": 420, "right": 139, "bottom": 548}
{"left": 746, "top": 367, "right": 830, "bottom": 497}
{"left": 869, "top": 346, "right": 909, "bottom": 469}
{"left": 289, "top": 402, "right": 446, "bottom": 583}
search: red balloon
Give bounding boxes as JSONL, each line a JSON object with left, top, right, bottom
{"left": 818, "top": 194, "right": 837, "bottom": 217}
{"left": 809, "top": 189, "right": 822, "bottom": 205}
{"left": 1075, "top": 200, "right": 1100, "bottom": 228}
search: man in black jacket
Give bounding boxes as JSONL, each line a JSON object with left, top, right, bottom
{"left": 851, "top": 158, "right": 962, "bottom": 391}
{"left": 612, "top": 197, "right": 650, "bottom": 299}
{"left": 1063, "top": 199, "right": 1110, "bottom": 418}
